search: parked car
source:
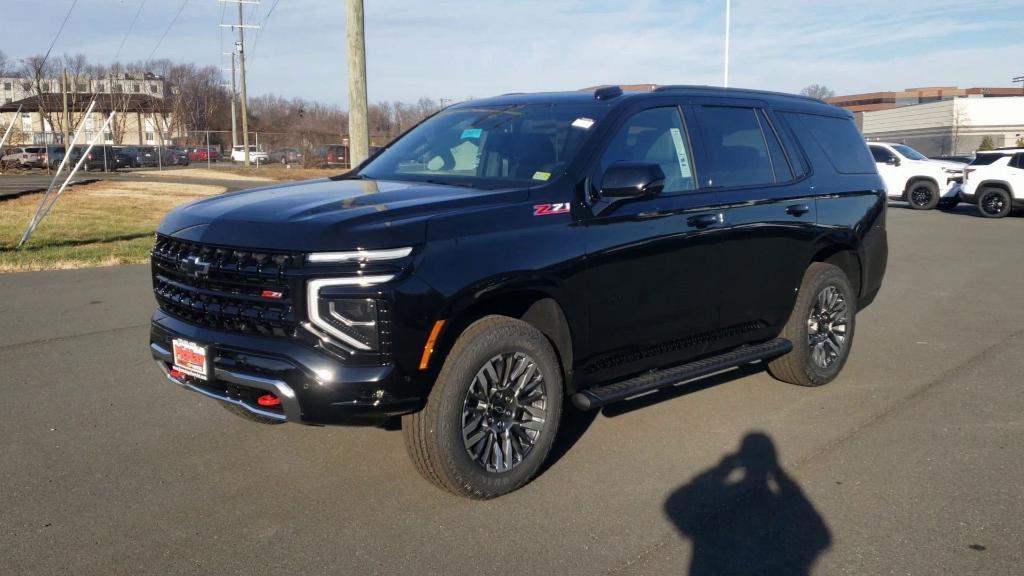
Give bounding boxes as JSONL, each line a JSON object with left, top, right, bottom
{"left": 67, "top": 145, "right": 131, "bottom": 171}
{"left": 311, "top": 144, "right": 346, "bottom": 167}
{"left": 42, "top": 145, "right": 66, "bottom": 169}
{"left": 167, "top": 146, "right": 191, "bottom": 166}
{"left": 188, "top": 147, "right": 220, "bottom": 162}
{"left": 230, "top": 145, "right": 270, "bottom": 164}
{"left": 959, "top": 147, "right": 1024, "bottom": 218}
{"left": 868, "top": 142, "right": 965, "bottom": 209}
{"left": 1, "top": 146, "right": 45, "bottom": 168}
{"left": 269, "top": 147, "right": 303, "bottom": 164}
{"left": 150, "top": 85, "right": 887, "bottom": 498}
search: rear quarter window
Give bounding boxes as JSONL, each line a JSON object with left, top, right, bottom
{"left": 969, "top": 153, "right": 1006, "bottom": 166}
{"left": 783, "top": 112, "right": 875, "bottom": 174}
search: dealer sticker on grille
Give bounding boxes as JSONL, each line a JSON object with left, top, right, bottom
{"left": 172, "top": 338, "right": 209, "bottom": 381}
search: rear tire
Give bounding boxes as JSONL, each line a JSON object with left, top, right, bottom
{"left": 220, "top": 402, "right": 285, "bottom": 425}
{"left": 403, "top": 315, "right": 563, "bottom": 499}
{"left": 906, "top": 180, "right": 940, "bottom": 210}
{"left": 768, "top": 263, "right": 856, "bottom": 387}
{"left": 977, "top": 187, "right": 1012, "bottom": 218}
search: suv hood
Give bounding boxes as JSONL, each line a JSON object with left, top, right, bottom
{"left": 157, "top": 177, "right": 526, "bottom": 251}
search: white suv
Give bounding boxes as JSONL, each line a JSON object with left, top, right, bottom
{"left": 868, "top": 142, "right": 965, "bottom": 210}
{"left": 960, "top": 148, "right": 1024, "bottom": 218}
{"left": 230, "top": 145, "right": 270, "bottom": 164}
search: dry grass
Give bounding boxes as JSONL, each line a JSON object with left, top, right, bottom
{"left": 141, "top": 166, "right": 345, "bottom": 182}
{"left": 216, "top": 165, "right": 346, "bottom": 182}
{"left": 0, "top": 180, "right": 225, "bottom": 272}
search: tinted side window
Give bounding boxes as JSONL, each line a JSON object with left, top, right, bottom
{"left": 970, "top": 153, "right": 1006, "bottom": 166}
{"left": 1012, "top": 154, "right": 1024, "bottom": 169}
{"left": 698, "top": 106, "right": 775, "bottom": 188}
{"left": 757, "top": 110, "right": 794, "bottom": 182}
{"left": 599, "top": 107, "right": 696, "bottom": 194}
{"left": 786, "top": 112, "right": 875, "bottom": 174}
{"left": 869, "top": 145, "right": 895, "bottom": 163}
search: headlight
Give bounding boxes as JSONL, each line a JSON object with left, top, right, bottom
{"left": 308, "top": 247, "right": 412, "bottom": 263}
{"left": 306, "top": 276, "right": 393, "bottom": 351}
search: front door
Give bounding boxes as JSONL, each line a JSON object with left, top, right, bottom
{"left": 579, "top": 104, "right": 724, "bottom": 385}
{"left": 869, "top": 145, "right": 905, "bottom": 198}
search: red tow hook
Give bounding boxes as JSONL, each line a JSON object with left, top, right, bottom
{"left": 169, "top": 368, "right": 186, "bottom": 380}
{"left": 257, "top": 394, "right": 282, "bottom": 407}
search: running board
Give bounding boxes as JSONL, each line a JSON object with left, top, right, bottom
{"left": 571, "top": 338, "right": 793, "bottom": 411}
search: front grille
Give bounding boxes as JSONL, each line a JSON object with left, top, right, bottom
{"left": 151, "top": 235, "right": 302, "bottom": 337}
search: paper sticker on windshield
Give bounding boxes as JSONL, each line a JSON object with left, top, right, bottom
{"left": 572, "top": 117, "right": 595, "bottom": 130}
{"left": 532, "top": 171, "right": 551, "bottom": 181}
{"left": 669, "top": 128, "right": 692, "bottom": 178}
{"left": 460, "top": 128, "right": 482, "bottom": 139}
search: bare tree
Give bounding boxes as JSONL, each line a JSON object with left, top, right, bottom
{"left": 799, "top": 84, "right": 835, "bottom": 100}
{"left": 950, "top": 101, "right": 970, "bottom": 155}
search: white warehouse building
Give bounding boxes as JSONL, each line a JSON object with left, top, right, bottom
{"left": 859, "top": 97, "right": 1024, "bottom": 156}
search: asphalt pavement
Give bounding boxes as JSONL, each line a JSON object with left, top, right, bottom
{"left": 0, "top": 167, "right": 269, "bottom": 199}
{"left": 1, "top": 204, "right": 1022, "bottom": 575}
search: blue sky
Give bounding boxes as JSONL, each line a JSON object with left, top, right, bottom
{"left": 2, "top": 0, "right": 1022, "bottom": 105}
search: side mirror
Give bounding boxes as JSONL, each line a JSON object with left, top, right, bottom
{"left": 600, "top": 162, "right": 666, "bottom": 198}
{"left": 886, "top": 156, "right": 900, "bottom": 167}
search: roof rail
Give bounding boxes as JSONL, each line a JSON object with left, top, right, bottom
{"left": 653, "top": 84, "right": 824, "bottom": 103}
{"left": 593, "top": 85, "right": 624, "bottom": 101}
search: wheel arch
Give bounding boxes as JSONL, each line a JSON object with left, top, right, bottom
{"left": 903, "top": 175, "right": 940, "bottom": 197}
{"left": 977, "top": 180, "right": 1014, "bottom": 195}
{"left": 810, "top": 245, "right": 862, "bottom": 299}
{"left": 431, "top": 289, "right": 577, "bottom": 394}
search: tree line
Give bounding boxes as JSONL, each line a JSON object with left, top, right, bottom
{"left": 0, "top": 50, "right": 441, "bottom": 152}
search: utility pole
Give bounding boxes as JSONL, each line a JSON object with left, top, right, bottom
{"left": 346, "top": 0, "right": 369, "bottom": 167}
{"left": 1014, "top": 75, "right": 1024, "bottom": 96}
{"left": 62, "top": 68, "right": 71, "bottom": 157}
{"left": 723, "top": 0, "right": 730, "bottom": 88}
{"left": 223, "top": 52, "right": 238, "bottom": 147}
{"left": 237, "top": 2, "right": 251, "bottom": 167}
{"left": 219, "top": 0, "right": 259, "bottom": 167}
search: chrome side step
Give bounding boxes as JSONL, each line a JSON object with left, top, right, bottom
{"left": 571, "top": 338, "right": 793, "bottom": 410}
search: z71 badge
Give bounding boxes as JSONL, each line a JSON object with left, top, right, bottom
{"left": 533, "top": 203, "right": 571, "bottom": 216}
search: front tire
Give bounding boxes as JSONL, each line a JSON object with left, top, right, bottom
{"left": 768, "top": 263, "right": 856, "bottom": 387}
{"left": 403, "top": 316, "right": 563, "bottom": 499}
{"left": 977, "top": 187, "right": 1012, "bottom": 218}
{"left": 906, "top": 180, "right": 940, "bottom": 210}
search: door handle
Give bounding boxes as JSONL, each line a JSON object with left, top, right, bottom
{"left": 785, "top": 204, "right": 811, "bottom": 217}
{"left": 687, "top": 213, "right": 719, "bottom": 229}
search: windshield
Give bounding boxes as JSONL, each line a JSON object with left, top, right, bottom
{"left": 359, "top": 104, "right": 607, "bottom": 188}
{"left": 892, "top": 144, "right": 928, "bottom": 161}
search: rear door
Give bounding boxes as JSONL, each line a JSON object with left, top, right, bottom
{"left": 580, "top": 102, "right": 724, "bottom": 383}
{"left": 691, "top": 103, "right": 818, "bottom": 347}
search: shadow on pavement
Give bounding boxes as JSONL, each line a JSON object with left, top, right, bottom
{"left": 664, "top": 432, "right": 831, "bottom": 576}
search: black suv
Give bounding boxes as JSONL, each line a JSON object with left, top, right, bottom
{"left": 150, "top": 86, "right": 887, "bottom": 498}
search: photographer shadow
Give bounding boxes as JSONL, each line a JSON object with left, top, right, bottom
{"left": 664, "top": 433, "right": 831, "bottom": 576}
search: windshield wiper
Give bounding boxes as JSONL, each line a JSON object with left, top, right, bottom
{"left": 420, "top": 178, "right": 479, "bottom": 189}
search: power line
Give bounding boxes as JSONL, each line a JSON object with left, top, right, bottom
{"left": 40, "top": 0, "right": 80, "bottom": 68}
{"left": 145, "top": 0, "right": 189, "bottom": 66}
{"left": 248, "top": 0, "right": 280, "bottom": 64}
{"left": 114, "top": 0, "right": 148, "bottom": 63}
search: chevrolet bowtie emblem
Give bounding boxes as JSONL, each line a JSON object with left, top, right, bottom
{"left": 179, "top": 255, "right": 211, "bottom": 277}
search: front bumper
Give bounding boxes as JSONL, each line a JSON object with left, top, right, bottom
{"left": 150, "top": 311, "right": 423, "bottom": 425}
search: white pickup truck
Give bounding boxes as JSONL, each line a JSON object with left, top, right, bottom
{"left": 868, "top": 142, "right": 965, "bottom": 210}
{"left": 229, "top": 145, "right": 270, "bottom": 164}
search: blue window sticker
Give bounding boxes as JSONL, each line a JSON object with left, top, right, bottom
{"left": 460, "top": 128, "right": 482, "bottom": 140}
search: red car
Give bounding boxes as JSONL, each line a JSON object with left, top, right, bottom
{"left": 188, "top": 147, "right": 221, "bottom": 162}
